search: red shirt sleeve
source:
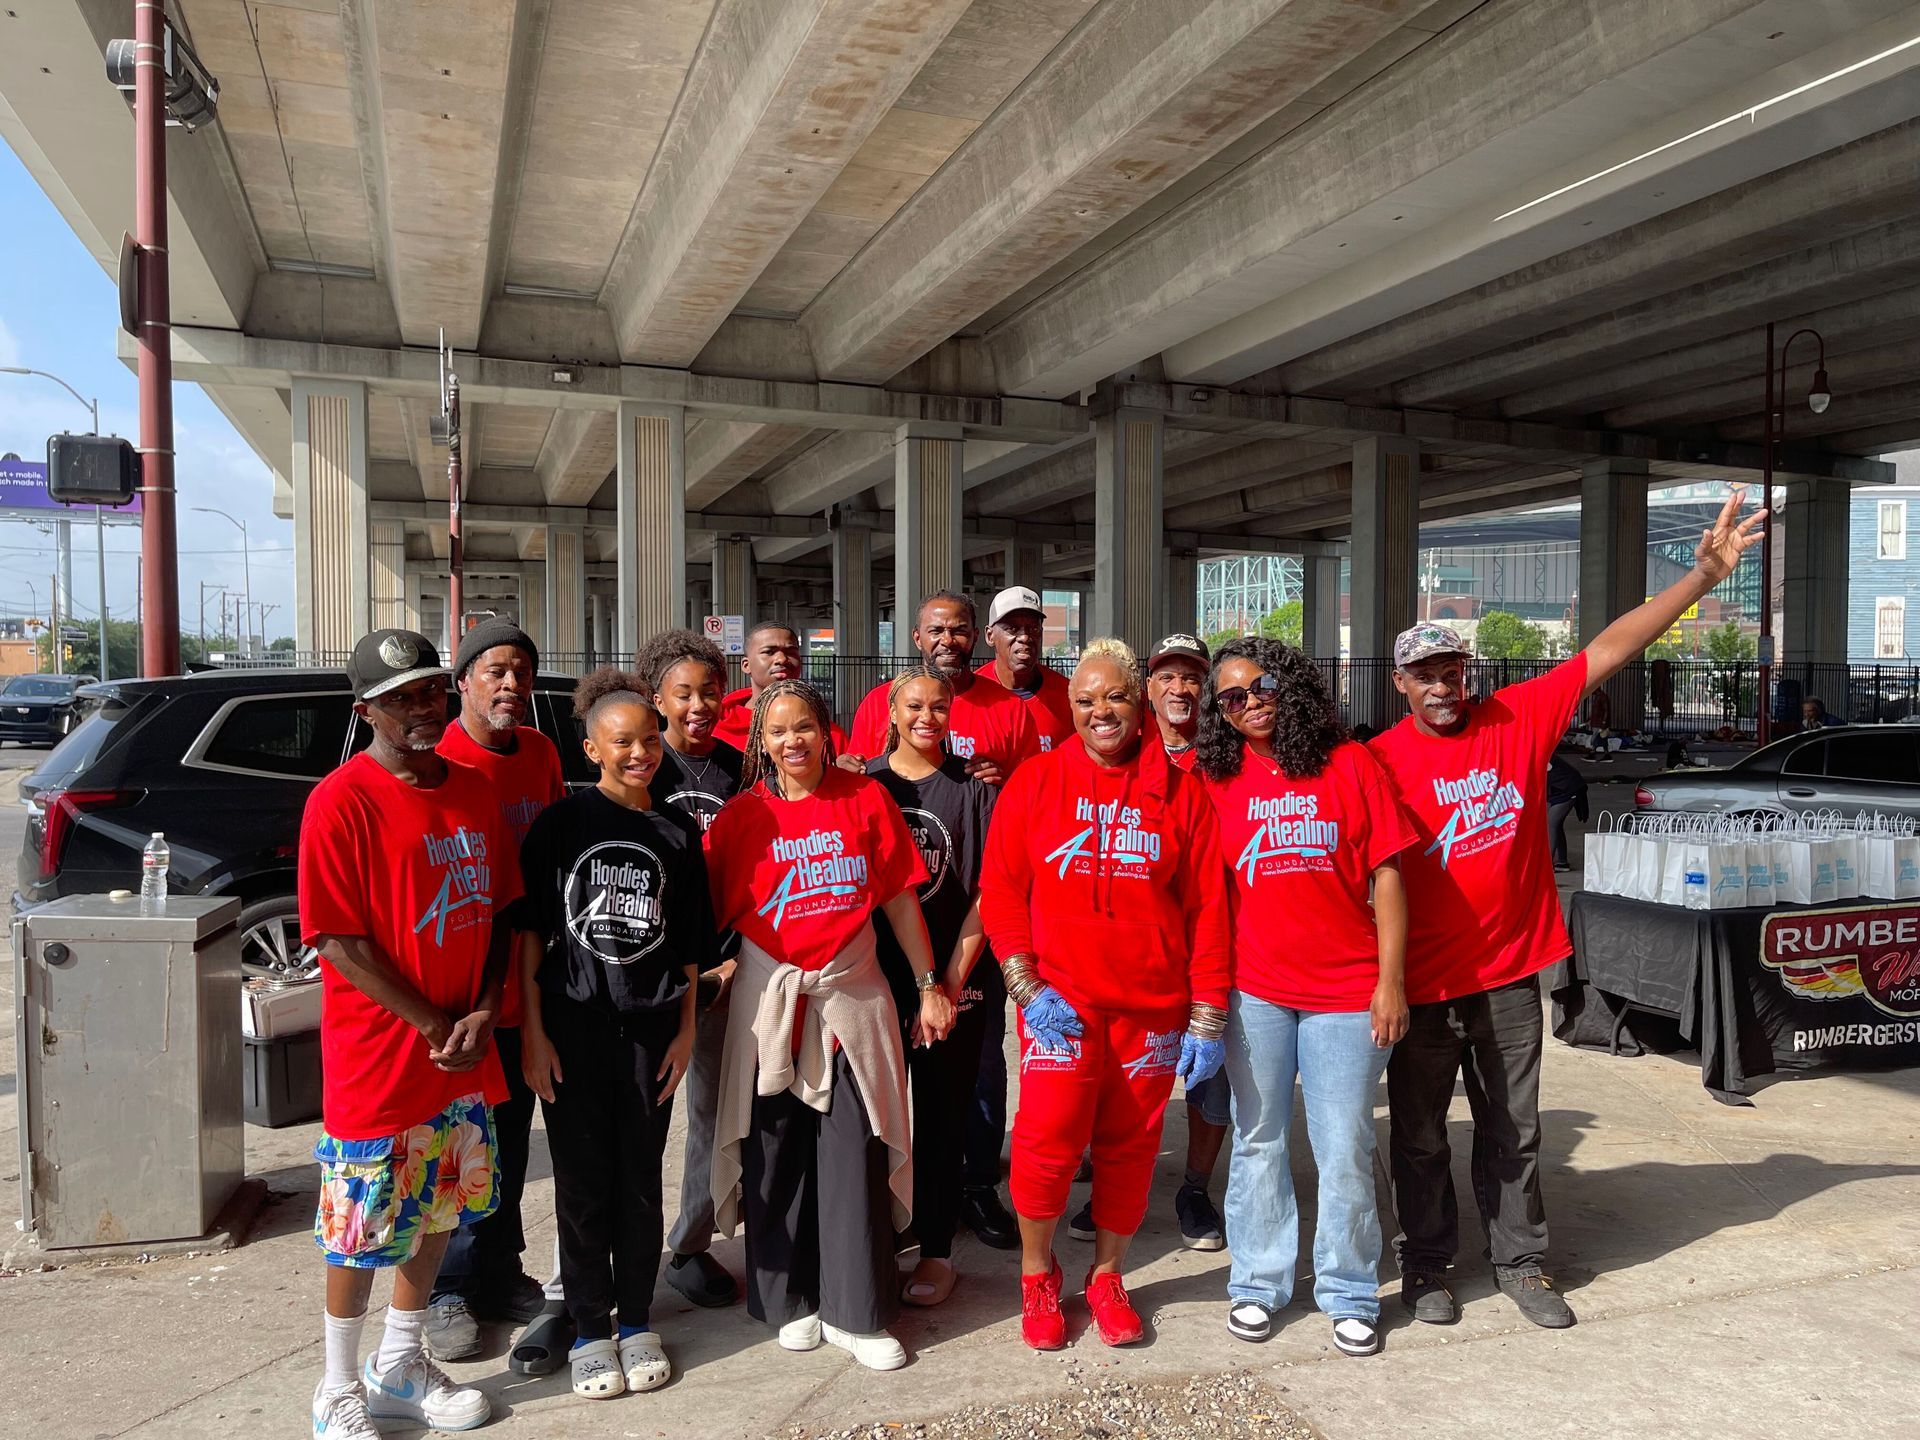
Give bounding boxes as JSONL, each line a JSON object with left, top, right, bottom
{"left": 1175, "top": 779, "right": 1230, "bottom": 1008}
{"left": 298, "top": 776, "right": 369, "bottom": 945}
{"left": 979, "top": 765, "right": 1038, "bottom": 961}
{"left": 848, "top": 685, "right": 889, "bottom": 758}
{"left": 1498, "top": 653, "right": 1590, "bottom": 758}
{"left": 1351, "top": 743, "right": 1421, "bottom": 871}
{"left": 703, "top": 797, "right": 750, "bottom": 933}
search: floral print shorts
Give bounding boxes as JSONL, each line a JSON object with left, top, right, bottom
{"left": 313, "top": 1092, "right": 498, "bottom": 1269}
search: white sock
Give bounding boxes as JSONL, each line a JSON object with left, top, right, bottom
{"left": 373, "top": 1305, "right": 425, "bottom": 1375}
{"left": 543, "top": 1235, "right": 565, "bottom": 1301}
{"left": 323, "top": 1311, "right": 367, "bottom": 1393}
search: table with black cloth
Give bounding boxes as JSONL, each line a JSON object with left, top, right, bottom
{"left": 1548, "top": 891, "right": 1920, "bottom": 1104}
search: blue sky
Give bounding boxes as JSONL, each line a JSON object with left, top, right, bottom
{"left": 0, "top": 141, "right": 292, "bottom": 643}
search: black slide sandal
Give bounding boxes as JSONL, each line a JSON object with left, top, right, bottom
{"left": 509, "top": 1299, "right": 575, "bottom": 1377}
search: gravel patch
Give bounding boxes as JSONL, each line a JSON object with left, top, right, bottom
{"left": 783, "top": 1369, "right": 1314, "bottom": 1440}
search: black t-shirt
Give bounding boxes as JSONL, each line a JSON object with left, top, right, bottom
{"left": 514, "top": 788, "right": 718, "bottom": 1014}
{"left": 866, "top": 755, "right": 996, "bottom": 1003}
{"left": 654, "top": 741, "right": 744, "bottom": 832}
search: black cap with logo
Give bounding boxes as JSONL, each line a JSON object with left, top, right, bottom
{"left": 347, "top": 629, "right": 450, "bottom": 701}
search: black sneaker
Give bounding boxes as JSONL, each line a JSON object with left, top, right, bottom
{"left": 1331, "top": 1317, "right": 1381, "bottom": 1356}
{"left": 423, "top": 1297, "right": 481, "bottom": 1360}
{"left": 1400, "top": 1271, "right": 1458, "bottom": 1325}
{"left": 666, "top": 1251, "right": 739, "bottom": 1308}
{"left": 1227, "top": 1300, "right": 1272, "bottom": 1342}
{"left": 961, "top": 1186, "right": 1019, "bottom": 1250}
{"left": 1496, "top": 1266, "right": 1575, "bottom": 1328}
{"left": 1174, "top": 1184, "right": 1225, "bottom": 1252}
{"left": 1067, "top": 1200, "right": 1096, "bottom": 1241}
{"left": 469, "top": 1271, "right": 548, "bottom": 1325}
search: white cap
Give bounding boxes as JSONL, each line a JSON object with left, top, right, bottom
{"left": 986, "top": 585, "right": 1045, "bottom": 629}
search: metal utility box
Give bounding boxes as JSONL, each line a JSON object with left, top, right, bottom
{"left": 14, "top": 894, "right": 244, "bottom": 1249}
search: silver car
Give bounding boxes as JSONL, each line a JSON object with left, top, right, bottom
{"left": 1635, "top": 725, "right": 1920, "bottom": 819}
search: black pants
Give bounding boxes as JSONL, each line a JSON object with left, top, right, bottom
{"left": 887, "top": 969, "right": 993, "bottom": 1260}
{"left": 540, "top": 995, "right": 678, "bottom": 1340}
{"left": 741, "top": 1047, "right": 899, "bottom": 1333}
{"left": 433, "top": 1025, "right": 533, "bottom": 1304}
{"left": 1387, "top": 973, "right": 1548, "bottom": 1274}
{"left": 964, "top": 961, "right": 1009, "bottom": 1190}
{"left": 666, "top": 990, "right": 728, "bottom": 1255}
{"left": 1547, "top": 800, "right": 1575, "bottom": 868}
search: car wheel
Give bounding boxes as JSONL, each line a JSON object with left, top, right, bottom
{"left": 237, "top": 894, "right": 320, "bottom": 983}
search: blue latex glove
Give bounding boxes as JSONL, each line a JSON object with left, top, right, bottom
{"left": 1176, "top": 1031, "right": 1225, "bottom": 1086}
{"left": 1021, "top": 985, "right": 1084, "bottom": 1052}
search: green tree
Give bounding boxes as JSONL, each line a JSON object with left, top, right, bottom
{"left": 1703, "top": 621, "right": 1757, "bottom": 724}
{"left": 1704, "top": 620, "right": 1756, "bottom": 667}
{"left": 1473, "top": 610, "right": 1547, "bottom": 661}
{"left": 1257, "top": 599, "right": 1303, "bottom": 647}
{"left": 269, "top": 635, "right": 296, "bottom": 653}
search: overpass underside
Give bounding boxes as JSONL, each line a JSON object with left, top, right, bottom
{"left": 7, "top": 0, "right": 1918, "bottom": 707}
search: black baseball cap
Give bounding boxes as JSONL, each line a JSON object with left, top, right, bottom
{"left": 348, "top": 629, "right": 449, "bottom": 701}
{"left": 1148, "top": 633, "right": 1210, "bottom": 672}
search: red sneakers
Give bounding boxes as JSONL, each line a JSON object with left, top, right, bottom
{"left": 1020, "top": 1259, "right": 1067, "bottom": 1351}
{"left": 1084, "top": 1268, "right": 1144, "bottom": 1346}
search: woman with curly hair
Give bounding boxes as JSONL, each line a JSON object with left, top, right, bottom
{"left": 703, "top": 678, "right": 956, "bottom": 1371}
{"left": 513, "top": 669, "right": 716, "bottom": 1398}
{"left": 978, "top": 638, "right": 1230, "bottom": 1351}
{"left": 1195, "top": 638, "right": 1416, "bottom": 1356}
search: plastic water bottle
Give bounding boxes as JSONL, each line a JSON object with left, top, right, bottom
{"left": 1682, "top": 867, "right": 1708, "bottom": 911}
{"left": 140, "top": 832, "right": 170, "bottom": 913}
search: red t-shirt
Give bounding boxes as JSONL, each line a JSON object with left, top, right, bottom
{"left": 976, "top": 662, "right": 1075, "bottom": 755}
{"left": 299, "top": 753, "right": 521, "bottom": 1139}
{"left": 1203, "top": 741, "right": 1418, "bottom": 1011}
{"left": 713, "top": 685, "right": 849, "bottom": 755}
{"left": 704, "top": 766, "right": 926, "bottom": 969}
{"left": 1146, "top": 723, "right": 1200, "bottom": 773}
{"left": 849, "top": 672, "right": 1040, "bottom": 776}
{"left": 438, "top": 720, "right": 567, "bottom": 1026}
{"left": 1368, "top": 655, "right": 1588, "bottom": 1004}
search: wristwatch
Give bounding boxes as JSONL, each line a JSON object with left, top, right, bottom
{"left": 916, "top": 971, "right": 942, "bottom": 992}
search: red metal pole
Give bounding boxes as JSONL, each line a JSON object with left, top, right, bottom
{"left": 1758, "top": 322, "right": 1774, "bottom": 748}
{"left": 447, "top": 374, "right": 463, "bottom": 640}
{"left": 135, "top": 0, "right": 180, "bottom": 677}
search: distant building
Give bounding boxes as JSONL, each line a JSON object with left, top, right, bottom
{"left": 1848, "top": 451, "right": 1920, "bottom": 661}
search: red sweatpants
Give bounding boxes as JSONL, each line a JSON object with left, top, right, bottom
{"left": 1010, "top": 1002, "right": 1188, "bottom": 1237}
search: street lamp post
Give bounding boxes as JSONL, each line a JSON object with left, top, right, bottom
{"left": 192, "top": 507, "right": 254, "bottom": 656}
{"left": 0, "top": 366, "right": 110, "bottom": 679}
{"left": 1757, "top": 323, "right": 1832, "bottom": 747}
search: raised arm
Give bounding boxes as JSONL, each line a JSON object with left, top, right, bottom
{"left": 1583, "top": 486, "right": 1766, "bottom": 696}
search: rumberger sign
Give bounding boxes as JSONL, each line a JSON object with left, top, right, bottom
{"left": 1761, "top": 903, "right": 1920, "bottom": 1052}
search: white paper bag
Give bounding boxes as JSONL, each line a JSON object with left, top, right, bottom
{"left": 1628, "top": 832, "right": 1667, "bottom": 904}
{"left": 1706, "top": 836, "right": 1749, "bottom": 909}
{"left": 1863, "top": 832, "right": 1920, "bottom": 900}
{"left": 1827, "top": 831, "right": 1862, "bottom": 899}
{"left": 1585, "top": 814, "right": 1632, "bottom": 897}
{"left": 1743, "top": 841, "right": 1777, "bottom": 909}
{"left": 1665, "top": 837, "right": 1713, "bottom": 909}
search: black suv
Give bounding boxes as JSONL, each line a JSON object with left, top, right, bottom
{"left": 0, "top": 673, "right": 98, "bottom": 744}
{"left": 15, "top": 668, "right": 592, "bottom": 976}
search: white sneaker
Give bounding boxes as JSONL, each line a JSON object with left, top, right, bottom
{"left": 820, "top": 1321, "right": 907, "bottom": 1371}
{"left": 363, "top": 1352, "right": 491, "bottom": 1431}
{"left": 312, "top": 1381, "right": 381, "bottom": 1440}
{"left": 778, "top": 1313, "right": 821, "bottom": 1351}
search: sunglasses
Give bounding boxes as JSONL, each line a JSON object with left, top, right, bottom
{"left": 1215, "top": 673, "right": 1281, "bottom": 716}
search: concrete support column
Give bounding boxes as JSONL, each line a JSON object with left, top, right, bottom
{"left": 1350, "top": 438, "right": 1420, "bottom": 729}
{"left": 1784, "top": 479, "right": 1850, "bottom": 668}
{"left": 403, "top": 569, "right": 424, "bottom": 635}
{"left": 1092, "top": 407, "right": 1164, "bottom": 654}
{"left": 1002, "top": 539, "right": 1044, "bottom": 595}
{"left": 291, "top": 378, "right": 369, "bottom": 655}
{"left": 712, "top": 537, "right": 756, "bottom": 619}
{"left": 833, "top": 512, "right": 876, "bottom": 716}
{"left": 1163, "top": 549, "right": 1198, "bottom": 638}
{"left": 616, "top": 402, "right": 686, "bottom": 654}
{"left": 894, "top": 423, "right": 965, "bottom": 657}
{"left": 369, "top": 519, "right": 405, "bottom": 633}
{"left": 1303, "top": 552, "right": 1343, "bottom": 659}
{"left": 1579, "top": 459, "right": 1650, "bottom": 729}
{"left": 546, "top": 525, "right": 586, "bottom": 660}
{"left": 520, "top": 562, "right": 547, "bottom": 657}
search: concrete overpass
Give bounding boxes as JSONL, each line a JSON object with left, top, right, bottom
{"left": 4, "top": 0, "right": 1917, "bottom": 716}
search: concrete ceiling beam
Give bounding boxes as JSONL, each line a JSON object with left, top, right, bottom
{"left": 1603, "top": 339, "right": 1920, "bottom": 432}
{"left": 987, "top": 0, "right": 1775, "bottom": 398}
{"left": 534, "top": 408, "right": 615, "bottom": 507}
{"left": 685, "top": 422, "right": 817, "bottom": 510}
{"left": 1394, "top": 217, "right": 1920, "bottom": 409}
{"left": 600, "top": 0, "right": 971, "bottom": 366}
{"left": 1274, "top": 117, "right": 1920, "bottom": 398}
{"left": 144, "top": 326, "right": 1088, "bottom": 441}
{"left": 800, "top": 0, "right": 1427, "bottom": 383}
{"left": 1717, "top": 381, "right": 1920, "bottom": 446}
{"left": 971, "top": 428, "right": 1244, "bottom": 518}
{"left": 1815, "top": 421, "right": 1920, "bottom": 456}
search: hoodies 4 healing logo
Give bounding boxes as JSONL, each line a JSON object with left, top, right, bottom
{"left": 758, "top": 828, "right": 870, "bottom": 927}
{"left": 1425, "top": 768, "right": 1525, "bottom": 866}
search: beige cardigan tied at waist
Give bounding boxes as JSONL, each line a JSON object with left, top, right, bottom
{"left": 710, "top": 921, "right": 913, "bottom": 1237}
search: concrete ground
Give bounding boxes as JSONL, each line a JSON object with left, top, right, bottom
{"left": 3, "top": 757, "right": 1916, "bottom": 1439}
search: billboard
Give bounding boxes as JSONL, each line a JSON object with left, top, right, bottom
{"left": 0, "top": 457, "right": 142, "bottom": 518}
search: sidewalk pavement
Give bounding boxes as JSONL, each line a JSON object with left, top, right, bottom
{"left": 2, "top": 877, "right": 1915, "bottom": 1438}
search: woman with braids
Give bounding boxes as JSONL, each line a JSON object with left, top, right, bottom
{"left": 865, "top": 667, "right": 998, "bottom": 1308}
{"left": 978, "top": 638, "right": 1230, "bottom": 1352}
{"left": 513, "top": 670, "right": 717, "bottom": 1398}
{"left": 704, "top": 678, "right": 956, "bottom": 1372}
{"left": 1194, "top": 638, "right": 1416, "bottom": 1356}
{"left": 634, "top": 628, "right": 744, "bottom": 1309}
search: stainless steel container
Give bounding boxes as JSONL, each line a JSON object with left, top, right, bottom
{"left": 14, "top": 894, "right": 244, "bottom": 1248}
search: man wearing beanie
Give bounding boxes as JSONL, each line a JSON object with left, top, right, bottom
{"left": 428, "top": 619, "right": 568, "bottom": 1360}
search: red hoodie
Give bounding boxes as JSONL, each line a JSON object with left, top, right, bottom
{"left": 980, "top": 737, "right": 1229, "bottom": 1015}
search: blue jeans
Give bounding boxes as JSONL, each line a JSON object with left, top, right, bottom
{"left": 1223, "top": 993, "right": 1389, "bottom": 1321}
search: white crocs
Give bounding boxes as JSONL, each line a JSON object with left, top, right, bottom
{"left": 821, "top": 1321, "right": 907, "bottom": 1372}
{"left": 570, "top": 1338, "right": 626, "bottom": 1399}
{"left": 618, "top": 1331, "right": 671, "bottom": 1392}
{"left": 778, "top": 1313, "right": 821, "bottom": 1351}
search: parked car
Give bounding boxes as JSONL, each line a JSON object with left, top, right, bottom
{"left": 14, "top": 668, "right": 591, "bottom": 980}
{"left": 1634, "top": 724, "right": 1920, "bottom": 821}
{"left": 0, "top": 673, "right": 98, "bottom": 745}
